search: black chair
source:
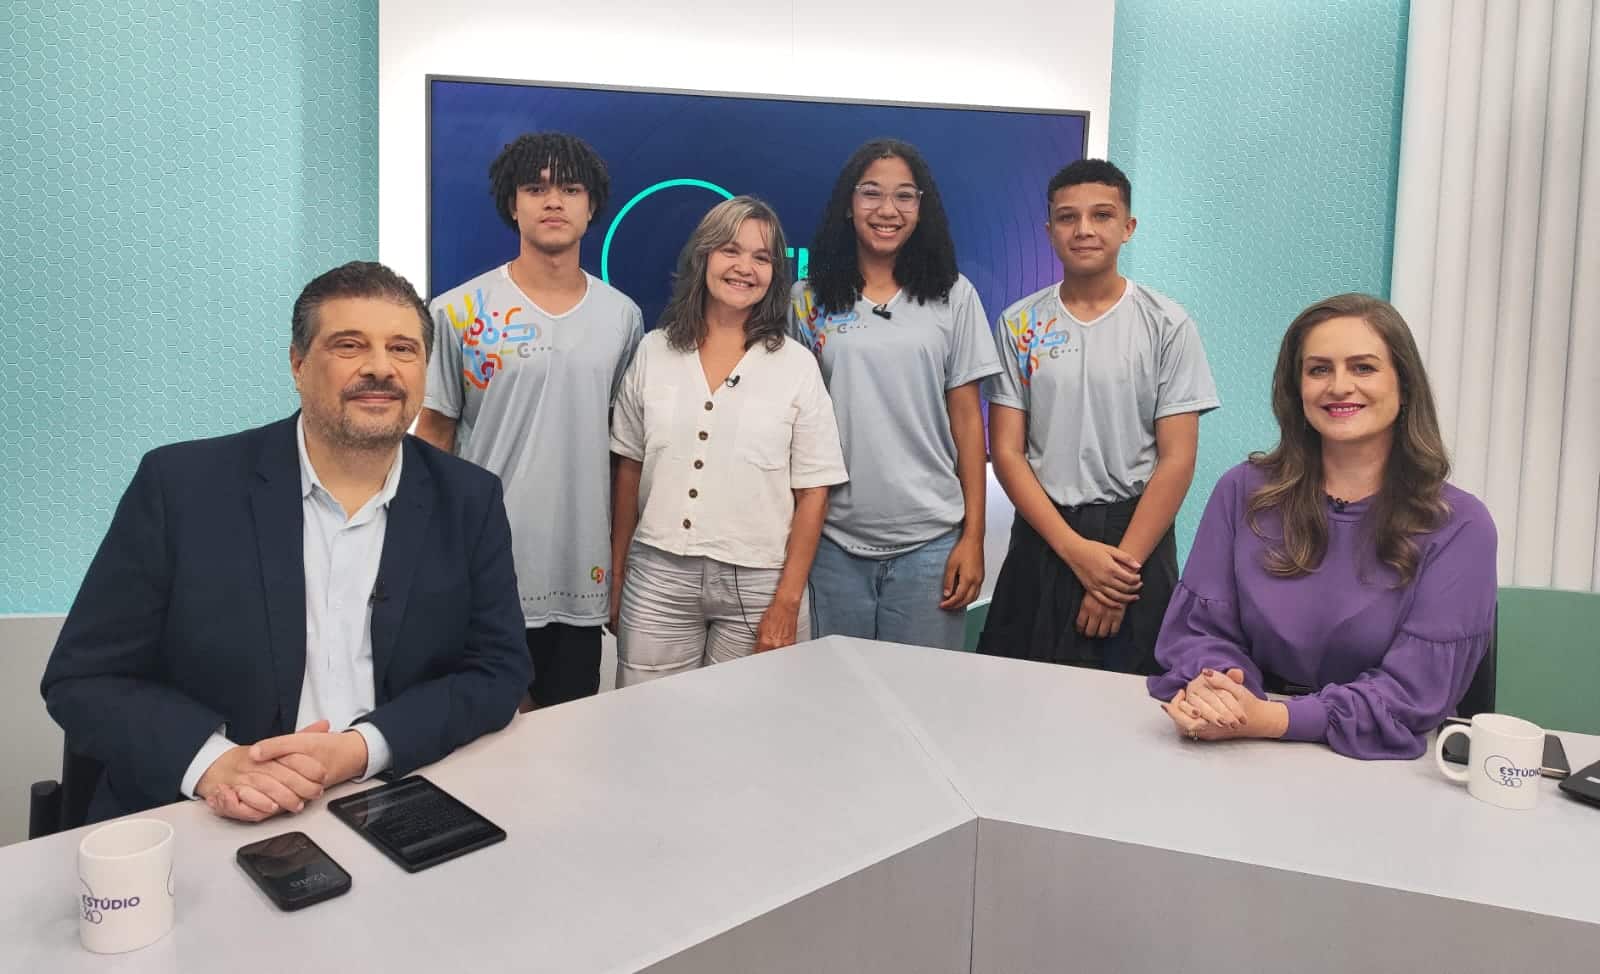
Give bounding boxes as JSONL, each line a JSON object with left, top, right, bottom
{"left": 1453, "top": 608, "right": 1498, "bottom": 718}
{"left": 28, "top": 745, "right": 103, "bottom": 840}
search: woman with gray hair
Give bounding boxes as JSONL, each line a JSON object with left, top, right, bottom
{"left": 609, "top": 197, "right": 847, "bottom": 685}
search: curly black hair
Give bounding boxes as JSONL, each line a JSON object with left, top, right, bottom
{"left": 806, "top": 138, "right": 958, "bottom": 314}
{"left": 488, "top": 132, "right": 610, "bottom": 229}
{"left": 1046, "top": 158, "right": 1132, "bottom": 212}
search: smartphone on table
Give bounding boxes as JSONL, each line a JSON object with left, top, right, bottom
{"left": 237, "top": 831, "right": 352, "bottom": 911}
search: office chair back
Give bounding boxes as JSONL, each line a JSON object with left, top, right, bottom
{"left": 28, "top": 746, "right": 103, "bottom": 840}
{"left": 1453, "top": 610, "right": 1497, "bottom": 718}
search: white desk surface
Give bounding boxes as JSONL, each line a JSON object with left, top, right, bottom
{"left": 844, "top": 636, "right": 1600, "bottom": 928}
{"left": 0, "top": 640, "right": 971, "bottom": 973}
{"left": 5, "top": 635, "right": 1596, "bottom": 973}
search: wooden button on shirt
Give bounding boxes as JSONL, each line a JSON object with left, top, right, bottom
{"left": 609, "top": 331, "right": 849, "bottom": 570}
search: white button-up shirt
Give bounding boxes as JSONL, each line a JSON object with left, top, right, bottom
{"left": 179, "top": 418, "right": 399, "bottom": 797}
{"left": 611, "top": 331, "right": 847, "bottom": 569}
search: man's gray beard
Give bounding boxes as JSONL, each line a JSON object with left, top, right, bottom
{"left": 308, "top": 408, "right": 407, "bottom": 453}
{"left": 330, "top": 422, "right": 405, "bottom": 451}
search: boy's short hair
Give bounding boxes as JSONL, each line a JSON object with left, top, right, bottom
{"left": 1046, "top": 159, "right": 1132, "bottom": 212}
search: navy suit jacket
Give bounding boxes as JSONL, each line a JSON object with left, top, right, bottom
{"left": 41, "top": 415, "right": 530, "bottom": 821}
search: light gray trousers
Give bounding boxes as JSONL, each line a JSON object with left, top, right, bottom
{"left": 616, "top": 542, "right": 811, "bottom": 688}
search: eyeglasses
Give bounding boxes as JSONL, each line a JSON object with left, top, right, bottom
{"left": 854, "top": 183, "right": 923, "bottom": 212}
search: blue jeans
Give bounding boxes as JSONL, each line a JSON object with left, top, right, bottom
{"left": 808, "top": 529, "right": 967, "bottom": 650}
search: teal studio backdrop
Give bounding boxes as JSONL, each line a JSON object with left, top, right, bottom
{"left": 0, "top": 0, "right": 378, "bottom": 611}
{"left": 1109, "top": 0, "right": 1409, "bottom": 555}
{"left": 0, "top": 0, "right": 1407, "bottom": 612}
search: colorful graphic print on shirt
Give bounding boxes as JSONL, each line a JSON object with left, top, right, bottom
{"left": 435, "top": 288, "right": 553, "bottom": 389}
{"left": 793, "top": 289, "right": 872, "bottom": 355}
{"left": 1002, "top": 306, "right": 1070, "bottom": 386}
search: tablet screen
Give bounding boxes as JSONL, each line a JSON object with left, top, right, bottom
{"left": 329, "top": 776, "right": 505, "bottom": 872}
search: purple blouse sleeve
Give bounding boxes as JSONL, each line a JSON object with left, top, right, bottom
{"left": 1147, "top": 467, "right": 1264, "bottom": 701}
{"left": 1281, "top": 500, "right": 1498, "bottom": 759}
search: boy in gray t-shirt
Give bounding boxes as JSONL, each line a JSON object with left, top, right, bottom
{"left": 417, "top": 133, "right": 643, "bottom": 707}
{"left": 978, "top": 159, "right": 1218, "bottom": 674}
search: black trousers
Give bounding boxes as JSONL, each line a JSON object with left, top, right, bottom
{"left": 976, "top": 496, "right": 1178, "bottom": 675}
{"left": 525, "top": 623, "right": 602, "bottom": 707}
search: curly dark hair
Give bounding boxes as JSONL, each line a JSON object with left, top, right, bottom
{"left": 659, "top": 197, "right": 791, "bottom": 353}
{"left": 292, "top": 261, "right": 433, "bottom": 358}
{"left": 1046, "top": 158, "right": 1132, "bottom": 212}
{"left": 487, "top": 132, "right": 610, "bottom": 229}
{"left": 806, "top": 138, "right": 958, "bottom": 314}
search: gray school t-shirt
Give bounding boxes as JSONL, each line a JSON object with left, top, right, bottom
{"left": 425, "top": 265, "right": 643, "bottom": 626}
{"left": 983, "top": 280, "right": 1219, "bottom": 508}
{"left": 790, "top": 274, "right": 1001, "bottom": 556}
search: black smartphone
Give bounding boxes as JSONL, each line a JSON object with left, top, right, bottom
{"left": 1439, "top": 717, "right": 1571, "bottom": 778}
{"left": 236, "top": 831, "right": 352, "bottom": 911}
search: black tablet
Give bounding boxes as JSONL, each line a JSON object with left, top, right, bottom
{"left": 328, "top": 776, "right": 505, "bottom": 873}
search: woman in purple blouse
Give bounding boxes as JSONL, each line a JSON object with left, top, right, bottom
{"left": 1147, "top": 294, "right": 1497, "bottom": 759}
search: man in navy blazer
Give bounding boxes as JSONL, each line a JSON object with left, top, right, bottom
{"left": 42, "top": 262, "right": 530, "bottom": 823}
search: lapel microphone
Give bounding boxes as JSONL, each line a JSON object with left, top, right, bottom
{"left": 725, "top": 375, "right": 741, "bottom": 387}
{"left": 369, "top": 580, "right": 387, "bottom": 604}
{"left": 871, "top": 304, "right": 893, "bottom": 319}
{"left": 1326, "top": 494, "right": 1348, "bottom": 513}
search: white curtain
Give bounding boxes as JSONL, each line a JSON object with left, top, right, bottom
{"left": 1392, "top": 0, "right": 1600, "bottom": 592}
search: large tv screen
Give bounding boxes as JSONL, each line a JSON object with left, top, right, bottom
{"left": 427, "top": 77, "right": 1088, "bottom": 331}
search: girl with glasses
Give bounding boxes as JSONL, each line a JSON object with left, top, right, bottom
{"left": 790, "top": 139, "right": 1001, "bottom": 649}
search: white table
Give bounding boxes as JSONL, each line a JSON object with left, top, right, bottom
{"left": 2, "top": 640, "right": 975, "bottom": 973}
{"left": 845, "top": 638, "right": 1600, "bottom": 973}
{"left": 4, "top": 636, "right": 1596, "bottom": 973}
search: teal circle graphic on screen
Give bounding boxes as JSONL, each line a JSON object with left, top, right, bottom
{"left": 601, "top": 178, "right": 734, "bottom": 285}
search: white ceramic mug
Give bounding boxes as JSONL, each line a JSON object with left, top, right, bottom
{"left": 1433, "top": 713, "right": 1545, "bottom": 810}
{"left": 77, "top": 818, "right": 175, "bottom": 953}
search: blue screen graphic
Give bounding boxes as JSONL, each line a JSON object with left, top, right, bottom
{"left": 428, "top": 78, "right": 1088, "bottom": 331}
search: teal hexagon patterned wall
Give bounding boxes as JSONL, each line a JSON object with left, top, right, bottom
{"left": 1, "top": 1, "right": 377, "bottom": 611}
{"left": 1109, "top": 0, "right": 1409, "bottom": 558}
